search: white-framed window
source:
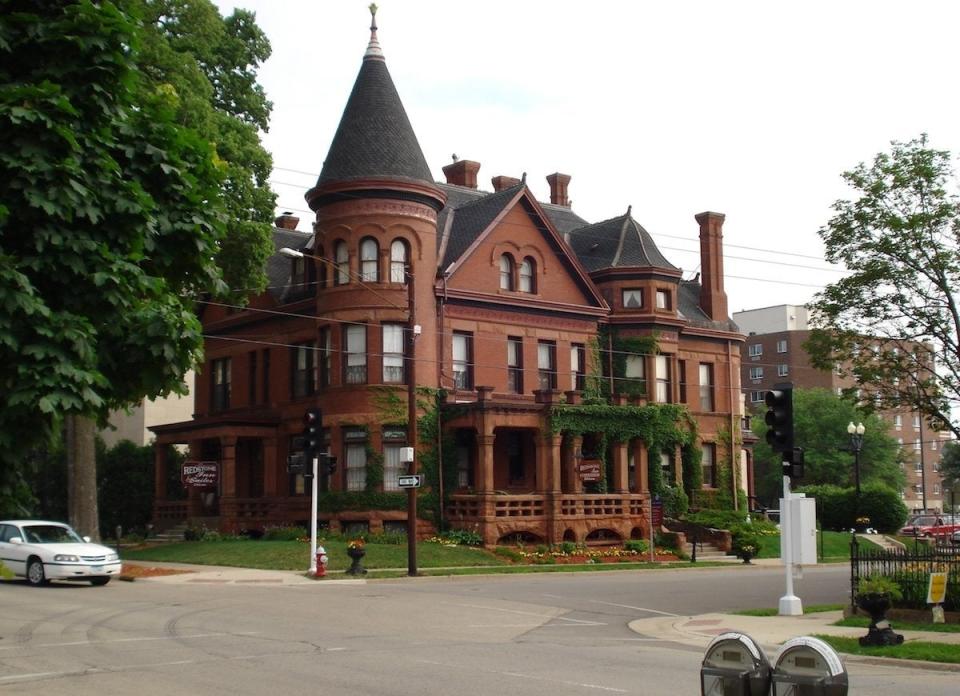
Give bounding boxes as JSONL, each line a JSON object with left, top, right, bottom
{"left": 360, "top": 237, "right": 379, "bottom": 282}
{"left": 702, "top": 443, "right": 716, "bottom": 488}
{"left": 776, "top": 340, "right": 788, "bottom": 353}
{"left": 932, "top": 440, "right": 937, "bottom": 451}
{"left": 290, "top": 342, "right": 316, "bottom": 398}
{"left": 453, "top": 332, "right": 473, "bottom": 390}
{"left": 507, "top": 337, "right": 523, "bottom": 393}
{"left": 656, "top": 289, "right": 670, "bottom": 310}
{"left": 334, "top": 240, "right": 349, "bottom": 285}
{"left": 660, "top": 451, "right": 673, "bottom": 484}
{"left": 571, "top": 343, "right": 586, "bottom": 391}
{"left": 748, "top": 344, "right": 762, "bottom": 357}
{"left": 519, "top": 257, "right": 535, "bottom": 293}
{"left": 777, "top": 364, "right": 789, "bottom": 377}
{"left": 390, "top": 239, "right": 408, "bottom": 283}
{"left": 382, "top": 324, "right": 405, "bottom": 383}
{"left": 211, "top": 357, "right": 231, "bottom": 411}
{"left": 344, "top": 429, "right": 367, "bottom": 492}
{"left": 894, "top": 414, "right": 902, "bottom": 428}
{"left": 934, "top": 484, "right": 941, "bottom": 495}
{"left": 655, "top": 354, "right": 671, "bottom": 403}
{"left": 382, "top": 429, "right": 407, "bottom": 492}
{"left": 749, "top": 366, "right": 763, "bottom": 380}
{"left": 538, "top": 341, "right": 557, "bottom": 390}
{"left": 625, "top": 354, "right": 645, "bottom": 388}
{"left": 499, "top": 254, "right": 514, "bottom": 291}
{"left": 750, "top": 390, "right": 764, "bottom": 403}
{"left": 913, "top": 415, "right": 921, "bottom": 429}
{"left": 622, "top": 288, "right": 643, "bottom": 309}
{"left": 914, "top": 440, "right": 922, "bottom": 451}
{"left": 699, "top": 363, "right": 714, "bottom": 412}
{"left": 344, "top": 324, "right": 367, "bottom": 384}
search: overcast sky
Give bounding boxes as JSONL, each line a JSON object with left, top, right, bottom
{"left": 213, "top": 0, "right": 960, "bottom": 316}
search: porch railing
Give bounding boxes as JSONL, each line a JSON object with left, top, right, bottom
{"left": 447, "top": 493, "right": 649, "bottom": 521}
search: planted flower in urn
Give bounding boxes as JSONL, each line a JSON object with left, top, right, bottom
{"left": 856, "top": 576, "right": 904, "bottom": 646}
{"left": 347, "top": 538, "right": 365, "bottom": 552}
{"left": 739, "top": 544, "right": 757, "bottom": 564}
{"left": 854, "top": 516, "right": 871, "bottom": 533}
{"left": 345, "top": 538, "right": 367, "bottom": 575}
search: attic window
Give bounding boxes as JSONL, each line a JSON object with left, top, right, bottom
{"left": 499, "top": 254, "right": 515, "bottom": 291}
{"left": 656, "top": 289, "right": 671, "bottom": 310}
{"left": 519, "top": 257, "right": 535, "bottom": 293}
{"left": 622, "top": 289, "right": 643, "bottom": 309}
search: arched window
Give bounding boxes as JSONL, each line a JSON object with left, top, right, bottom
{"left": 360, "top": 238, "right": 379, "bottom": 282}
{"left": 390, "top": 239, "right": 408, "bottom": 283}
{"left": 499, "top": 254, "right": 514, "bottom": 290}
{"left": 334, "top": 241, "right": 349, "bottom": 286}
{"left": 519, "top": 257, "right": 535, "bottom": 293}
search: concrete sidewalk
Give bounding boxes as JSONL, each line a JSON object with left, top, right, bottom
{"left": 125, "top": 561, "right": 362, "bottom": 585}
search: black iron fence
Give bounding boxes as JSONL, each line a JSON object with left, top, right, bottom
{"left": 850, "top": 539, "right": 960, "bottom": 611}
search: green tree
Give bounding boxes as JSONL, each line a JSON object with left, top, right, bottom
{"left": 807, "top": 135, "right": 960, "bottom": 441}
{"left": 0, "top": 0, "right": 232, "bottom": 533}
{"left": 940, "top": 441, "right": 960, "bottom": 511}
{"left": 751, "top": 388, "right": 904, "bottom": 505}
{"left": 131, "top": 0, "right": 275, "bottom": 300}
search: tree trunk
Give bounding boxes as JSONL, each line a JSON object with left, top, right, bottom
{"left": 66, "top": 414, "right": 99, "bottom": 540}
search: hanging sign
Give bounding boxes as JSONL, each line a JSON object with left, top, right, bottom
{"left": 182, "top": 461, "right": 218, "bottom": 487}
{"left": 578, "top": 459, "right": 602, "bottom": 482}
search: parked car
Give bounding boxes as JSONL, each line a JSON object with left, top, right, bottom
{"left": 0, "top": 520, "right": 121, "bottom": 586}
{"left": 899, "top": 515, "right": 960, "bottom": 538}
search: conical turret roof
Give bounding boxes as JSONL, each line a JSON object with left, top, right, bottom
{"left": 313, "top": 9, "right": 433, "bottom": 188}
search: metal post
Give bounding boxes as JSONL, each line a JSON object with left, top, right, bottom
{"left": 406, "top": 269, "right": 418, "bottom": 577}
{"left": 309, "top": 455, "right": 318, "bottom": 575}
{"left": 779, "top": 469, "right": 802, "bottom": 615}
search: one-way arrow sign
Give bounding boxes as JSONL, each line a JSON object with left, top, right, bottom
{"left": 397, "top": 474, "right": 423, "bottom": 488}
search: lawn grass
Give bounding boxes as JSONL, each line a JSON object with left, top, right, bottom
{"left": 732, "top": 604, "right": 844, "bottom": 617}
{"left": 123, "top": 539, "right": 506, "bottom": 571}
{"left": 834, "top": 616, "right": 960, "bottom": 633}
{"left": 813, "top": 634, "right": 960, "bottom": 664}
{"left": 753, "top": 531, "right": 882, "bottom": 561}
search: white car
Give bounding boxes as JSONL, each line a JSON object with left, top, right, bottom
{"left": 0, "top": 520, "right": 121, "bottom": 586}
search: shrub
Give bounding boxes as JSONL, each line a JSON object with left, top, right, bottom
{"left": 262, "top": 526, "right": 307, "bottom": 541}
{"left": 493, "top": 546, "right": 524, "bottom": 562}
{"left": 183, "top": 520, "right": 207, "bottom": 541}
{"left": 858, "top": 483, "right": 909, "bottom": 533}
{"left": 730, "top": 524, "right": 763, "bottom": 555}
{"left": 559, "top": 541, "right": 578, "bottom": 555}
{"left": 686, "top": 508, "right": 748, "bottom": 530}
{"left": 798, "top": 483, "right": 907, "bottom": 533}
{"left": 624, "top": 539, "right": 648, "bottom": 553}
{"left": 661, "top": 485, "right": 689, "bottom": 517}
{"left": 798, "top": 484, "right": 852, "bottom": 531}
{"left": 444, "top": 527, "right": 483, "bottom": 546}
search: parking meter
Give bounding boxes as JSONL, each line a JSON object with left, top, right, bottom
{"left": 772, "top": 636, "right": 848, "bottom": 696}
{"left": 700, "top": 632, "right": 771, "bottom": 696}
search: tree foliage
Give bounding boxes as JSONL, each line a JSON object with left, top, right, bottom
{"left": 0, "top": 0, "right": 231, "bottom": 457}
{"left": 940, "top": 441, "right": 960, "bottom": 493}
{"left": 807, "top": 135, "right": 960, "bottom": 441}
{"left": 751, "top": 388, "right": 904, "bottom": 505}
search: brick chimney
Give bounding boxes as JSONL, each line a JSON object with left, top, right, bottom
{"left": 274, "top": 211, "right": 300, "bottom": 230}
{"left": 695, "top": 211, "right": 728, "bottom": 321}
{"left": 442, "top": 159, "right": 481, "bottom": 189}
{"left": 546, "top": 172, "right": 571, "bottom": 207}
{"left": 491, "top": 175, "right": 521, "bottom": 192}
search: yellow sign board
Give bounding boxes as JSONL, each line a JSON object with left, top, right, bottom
{"left": 927, "top": 572, "right": 948, "bottom": 604}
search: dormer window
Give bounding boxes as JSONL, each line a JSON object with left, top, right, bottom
{"left": 360, "top": 238, "right": 379, "bottom": 282}
{"left": 656, "top": 289, "right": 670, "bottom": 310}
{"left": 519, "top": 257, "right": 535, "bottom": 293}
{"left": 499, "top": 254, "right": 515, "bottom": 290}
{"left": 622, "top": 289, "right": 643, "bottom": 309}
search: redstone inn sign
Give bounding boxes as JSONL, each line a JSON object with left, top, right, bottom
{"left": 182, "top": 461, "right": 218, "bottom": 488}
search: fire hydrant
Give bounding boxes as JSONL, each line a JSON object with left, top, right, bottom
{"left": 315, "top": 546, "right": 328, "bottom": 577}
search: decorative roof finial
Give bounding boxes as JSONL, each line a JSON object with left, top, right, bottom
{"left": 626, "top": 204, "right": 632, "bottom": 216}
{"left": 365, "top": 3, "right": 384, "bottom": 60}
{"left": 521, "top": 171, "right": 527, "bottom": 183}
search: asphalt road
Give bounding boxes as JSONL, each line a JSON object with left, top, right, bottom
{"left": 1, "top": 564, "right": 956, "bottom": 695}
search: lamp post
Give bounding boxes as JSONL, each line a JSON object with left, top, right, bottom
{"left": 848, "top": 421, "right": 865, "bottom": 534}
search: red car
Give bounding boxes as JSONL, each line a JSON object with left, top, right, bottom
{"left": 899, "top": 515, "right": 960, "bottom": 537}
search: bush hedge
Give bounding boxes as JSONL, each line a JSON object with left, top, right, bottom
{"left": 798, "top": 482, "right": 908, "bottom": 533}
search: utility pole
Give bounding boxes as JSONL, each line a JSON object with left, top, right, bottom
{"left": 406, "top": 268, "right": 418, "bottom": 576}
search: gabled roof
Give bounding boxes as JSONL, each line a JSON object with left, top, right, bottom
{"left": 313, "top": 26, "right": 432, "bottom": 188}
{"left": 439, "top": 183, "right": 525, "bottom": 270}
{"left": 266, "top": 228, "right": 312, "bottom": 302}
{"left": 566, "top": 212, "right": 677, "bottom": 273}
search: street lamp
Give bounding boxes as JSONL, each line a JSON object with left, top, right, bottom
{"left": 847, "top": 421, "right": 865, "bottom": 499}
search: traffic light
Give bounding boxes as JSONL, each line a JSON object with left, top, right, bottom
{"left": 302, "top": 408, "right": 322, "bottom": 464}
{"left": 784, "top": 447, "right": 804, "bottom": 479}
{"left": 764, "top": 383, "right": 794, "bottom": 454}
{"left": 320, "top": 453, "right": 337, "bottom": 475}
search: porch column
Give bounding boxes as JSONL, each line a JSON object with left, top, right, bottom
{"left": 263, "top": 438, "right": 279, "bottom": 496}
{"left": 477, "top": 434, "right": 495, "bottom": 493}
{"left": 540, "top": 432, "right": 562, "bottom": 493}
{"left": 634, "top": 440, "right": 648, "bottom": 493}
{"left": 154, "top": 443, "right": 168, "bottom": 500}
{"left": 569, "top": 435, "right": 584, "bottom": 493}
{"left": 672, "top": 445, "right": 682, "bottom": 487}
{"left": 221, "top": 436, "right": 238, "bottom": 498}
{"left": 611, "top": 441, "right": 628, "bottom": 493}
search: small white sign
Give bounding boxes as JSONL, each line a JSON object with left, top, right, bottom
{"left": 397, "top": 474, "right": 423, "bottom": 488}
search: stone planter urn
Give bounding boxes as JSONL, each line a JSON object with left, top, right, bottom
{"left": 856, "top": 593, "right": 904, "bottom": 646}
{"left": 739, "top": 550, "right": 754, "bottom": 565}
{"left": 346, "top": 546, "right": 367, "bottom": 576}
